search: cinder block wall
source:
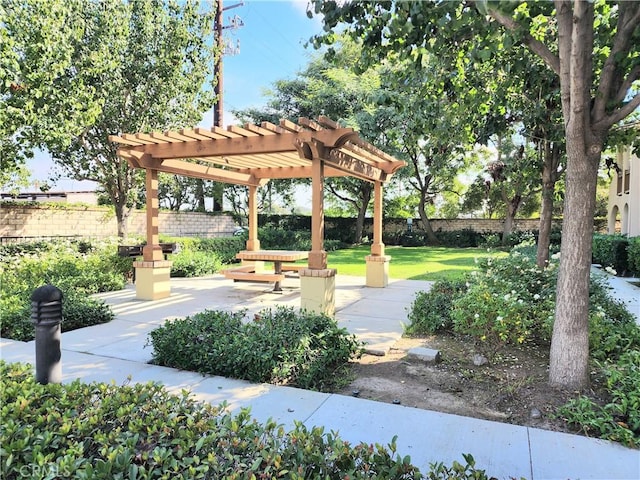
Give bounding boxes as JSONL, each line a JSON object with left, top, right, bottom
{"left": 380, "top": 218, "right": 553, "bottom": 235}
{"left": 1, "top": 203, "right": 563, "bottom": 242}
{"left": 0, "top": 204, "right": 237, "bottom": 240}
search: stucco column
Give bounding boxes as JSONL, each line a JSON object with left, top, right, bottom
{"left": 366, "top": 181, "right": 390, "bottom": 287}
{"left": 135, "top": 168, "right": 172, "bottom": 300}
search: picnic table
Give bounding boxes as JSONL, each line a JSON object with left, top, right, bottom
{"left": 223, "top": 250, "right": 309, "bottom": 292}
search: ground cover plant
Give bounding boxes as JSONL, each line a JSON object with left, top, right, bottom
{"left": 0, "top": 361, "right": 499, "bottom": 479}
{"left": 327, "top": 245, "right": 507, "bottom": 281}
{"left": 148, "top": 306, "right": 363, "bottom": 392}
{"left": 404, "top": 246, "right": 640, "bottom": 447}
{"left": 0, "top": 239, "right": 126, "bottom": 341}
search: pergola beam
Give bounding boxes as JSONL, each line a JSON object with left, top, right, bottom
{"left": 121, "top": 128, "right": 357, "bottom": 160}
{"left": 125, "top": 153, "right": 259, "bottom": 186}
{"left": 325, "top": 149, "right": 387, "bottom": 182}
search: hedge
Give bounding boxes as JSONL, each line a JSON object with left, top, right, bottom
{"left": 0, "top": 361, "right": 496, "bottom": 479}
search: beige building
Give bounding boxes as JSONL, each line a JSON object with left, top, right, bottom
{"left": 607, "top": 140, "right": 639, "bottom": 237}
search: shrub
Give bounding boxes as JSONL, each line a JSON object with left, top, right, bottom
{"left": 257, "top": 226, "right": 312, "bottom": 251}
{"left": 161, "top": 235, "right": 245, "bottom": 264}
{"left": 406, "top": 280, "right": 467, "bottom": 335}
{"left": 556, "top": 351, "right": 640, "bottom": 448}
{"left": 170, "top": 250, "right": 222, "bottom": 277}
{"left": 447, "top": 251, "right": 557, "bottom": 356}
{"left": 399, "top": 232, "right": 427, "bottom": 247}
{"left": 3, "top": 360, "right": 458, "bottom": 479}
{"left": 148, "top": 306, "right": 363, "bottom": 391}
{"left": 0, "top": 239, "right": 123, "bottom": 341}
{"left": 588, "top": 276, "right": 640, "bottom": 362}
{"left": 628, "top": 236, "right": 640, "bottom": 276}
{"left": 592, "top": 234, "right": 629, "bottom": 275}
{"left": 62, "top": 290, "right": 115, "bottom": 331}
{"left": 436, "top": 229, "right": 483, "bottom": 248}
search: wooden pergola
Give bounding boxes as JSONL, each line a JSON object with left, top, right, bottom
{"left": 109, "top": 116, "right": 405, "bottom": 308}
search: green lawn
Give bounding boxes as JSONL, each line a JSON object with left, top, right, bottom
{"left": 326, "top": 245, "right": 507, "bottom": 281}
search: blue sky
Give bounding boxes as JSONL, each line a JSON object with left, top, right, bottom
{"left": 27, "top": 0, "right": 323, "bottom": 191}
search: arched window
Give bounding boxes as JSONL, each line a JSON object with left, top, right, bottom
{"left": 608, "top": 205, "right": 620, "bottom": 233}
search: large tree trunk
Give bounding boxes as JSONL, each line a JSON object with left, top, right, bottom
{"left": 114, "top": 200, "right": 131, "bottom": 239}
{"left": 354, "top": 185, "right": 372, "bottom": 244}
{"left": 418, "top": 193, "right": 440, "bottom": 245}
{"left": 501, "top": 194, "right": 521, "bottom": 245}
{"left": 548, "top": 143, "right": 600, "bottom": 389}
{"left": 547, "top": 0, "right": 596, "bottom": 390}
{"left": 537, "top": 142, "right": 561, "bottom": 267}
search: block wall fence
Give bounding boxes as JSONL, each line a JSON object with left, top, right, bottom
{"left": 378, "top": 217, "right": 554, "bottom": 235}
{"left": 0, "top": 204, "right": 238, "bottom": 241}
{"left": 1, "top": 203, "right": 564, "bottom": 242}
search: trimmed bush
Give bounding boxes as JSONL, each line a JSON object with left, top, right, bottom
{"left": 160, "top": 235, "right": 245, "bottom": 264}
{"left": 628, "top": 236, "right": 640, "bottom": 276}
{"left": 592, "top": 233, "right": 629, "bottom": 275}
{"left": 0, "top": 239, "right": 122, "bottom": 341}
{"left": 148, "top": 306, "right": 364, "bottom": 391}
{"left": 406, "top": 280, "right": 467, "bottom": 335}
{"left": 0, "top": 361, "right": 496, "bottom": 479}
{"left": 436, "top": 229, "right": 484, "bottom": 248}
{"left": 169, "top": 250, "right": 222, "bottom": 277}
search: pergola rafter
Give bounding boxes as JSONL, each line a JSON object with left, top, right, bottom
{"left": 109, "top": 116, "right": 405, "bottom": 306}
{"left": 110, "top": 116, "right": 403, "bottom": 185}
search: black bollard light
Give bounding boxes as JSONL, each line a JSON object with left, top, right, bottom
{"left": 31, "top": 285, "right": 63, "bottom": 384}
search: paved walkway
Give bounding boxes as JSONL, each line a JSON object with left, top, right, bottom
{"left": 591, "top": 266, "right": 640, "bottom": 325}
{"left": 2, "top": 273, "right": 639, "bottom": 479}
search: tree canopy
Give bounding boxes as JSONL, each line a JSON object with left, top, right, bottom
{"left": 310, "top": 0, "right": 640, "bottom": 389}
{"left": 0, "top": 0, "right": 107, "bottom": 187}
{"left": 42, "top": 0, "right": 217, "bottom": 237}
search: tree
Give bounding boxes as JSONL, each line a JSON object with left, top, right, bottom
{"left": 463, "top": 136, "right": 541, "bottom": 244}
{"left": 45, "top": 0, "right": 217, "bottom": 237}
{"left": 235, "top": 38, "right": 398, "bottom": 244}
{"left": 0, "top": 0, "right": 106, "bottom": 188}
{"left": 380, "top": 64, "right": 478, "bottom": 244}
{"left": 311, "top": 0, "right": 640, "bottom": 389}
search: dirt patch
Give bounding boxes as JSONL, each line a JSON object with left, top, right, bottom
{"left": 337, "top": 335, "right": 601, "bottom": 434}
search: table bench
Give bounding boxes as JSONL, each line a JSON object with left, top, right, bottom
{"left": 223, "top": 250, "right": 309, "bottom": 292}
{"left": 222, "top": 265, "right": 286, "bottom": 284}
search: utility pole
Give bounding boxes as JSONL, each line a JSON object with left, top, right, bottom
{"left": 207, "top": 0, "right": 243, "bottom": 211}
{"left": 213, "top": 0, "right": 243, "bottom": 127}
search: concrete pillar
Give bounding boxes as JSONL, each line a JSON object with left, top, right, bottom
{"left": 366, "top": 255, "right": 391, "bottom": 288}
{"left": 300, "top": 268, "right": 337, "bottom": 316}
{"left": 133, "top": 260, "right": 172, "bottom": 300}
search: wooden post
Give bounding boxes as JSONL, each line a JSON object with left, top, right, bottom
{"left": 142, "top": 168, "right": 163, "bottom": 261}
{"left": 309, "top": 155, "right": 327, "bottom": 269}
{"left": 366, "top": 180, "right": 389, "bottom": 287}
{"left": 371, "top": 181, "right": 385, "bottom": 257}
{"left": 246, "top": 184, "right": 260, "bottom": 251}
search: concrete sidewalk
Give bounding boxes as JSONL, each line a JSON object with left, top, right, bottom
{"left": 591, "top": 266, "right": 640, "bottom": 324}
{"left": 2, "top": 274, "right": 639, "bottom": 479}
